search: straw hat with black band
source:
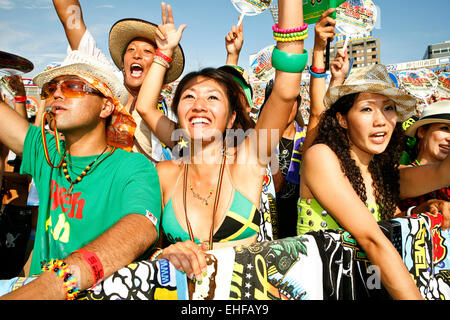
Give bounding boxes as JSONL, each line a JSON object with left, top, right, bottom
{"left": 324, "top": 64, "right": 417, "bottom": 123}
{"left": 405, "top": 100, "right": 450, "bottom": 137}
{"left": 109, "top": 18, "right": 185, "bottom": 84}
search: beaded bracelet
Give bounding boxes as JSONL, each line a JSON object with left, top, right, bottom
{"left": 273, "top": 28, "right": 308, "bottom": 42}
{"left": 156, "top": 48, "right": 173, "bottom": 63}
{"left": 153, "top": 55, "right": 170, "bottom": 69}
{"left": 273, "top": 33, "right": 308, "bottom": 42}
{"left": 272, "top": 23, "right": 308, "bottom": 34}
{"left": 41, "top": 259, "right": 80, "bottom": 300}
{"left": 150, "top": 248, "right": 164, "bottom": 261}
{"left": 271, "top": 48, "right": 308, "bottom": 73}
{"left": 273, "top": 29, "right": 308, "bottom": 38}
{"left": 308, "top": 65, "right": 327, "bottom": 78}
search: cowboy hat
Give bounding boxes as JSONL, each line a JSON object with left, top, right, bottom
{"left": 405, "top": 100, "right": 450, "bottom": 137}
{"left": 109, "top": 18, "right": 185, "bottom": 84}
{"left": 324, "top": 64, "right": 417, "bottom": 122}
{"left": 33, "top": 50, "right": 129, "bottom": 105}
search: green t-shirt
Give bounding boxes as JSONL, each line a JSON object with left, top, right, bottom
{"left": 21, "top": 125, "right": 161, "bottom": 276}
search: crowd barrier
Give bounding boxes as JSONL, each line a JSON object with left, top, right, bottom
{"left": 1, "top": 212, "right": 449, "bottom": 300}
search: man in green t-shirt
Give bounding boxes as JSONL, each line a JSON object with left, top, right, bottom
{"left": 0, "top": 50, "right": 161, "bottom": 300}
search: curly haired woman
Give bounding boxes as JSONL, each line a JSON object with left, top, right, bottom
{"left": 298, "top": 63, "right": 450, "bottom": 299}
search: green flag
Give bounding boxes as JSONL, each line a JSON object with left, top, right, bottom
{"left": 303, "top": 0, "right": 346, "bottom": 24}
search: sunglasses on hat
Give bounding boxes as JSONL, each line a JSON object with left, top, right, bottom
{"left": 41, "top": 79, "right": 104, "bottom": 100}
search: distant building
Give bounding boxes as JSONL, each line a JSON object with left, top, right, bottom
{"left": 329, "top": 37, "right": 380, "bottom": 69}
{"left": 423, "top": 40, "right": 450, "bottom": 59}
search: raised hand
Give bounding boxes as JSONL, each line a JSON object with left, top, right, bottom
{"left": 225, "top": 16, "right": 244, "bottom": 64}
{"left": 7, "top": 75, "right": 26, "bottom": 97}
{"left": 155, "top": 2, "right": 187, "bottom": 55}
{"left": 313, "top": 8, "right": 336, "bottom": 52}
{"left": 330, "top": 49, "right": 350, "bottom": 86}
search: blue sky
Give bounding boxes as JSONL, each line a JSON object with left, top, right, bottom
{"left": 0, "top": 0, "right": 449, "bottom": 79}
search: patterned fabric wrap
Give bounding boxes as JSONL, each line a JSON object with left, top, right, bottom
{"left": 394, "top": 212, "right": 450, "bottom": 300}
{"left": 76, "top": 72, "right": 136, "bottom": 152}
{"left": 2, "top": 213, "right": 449, "bottom": 300}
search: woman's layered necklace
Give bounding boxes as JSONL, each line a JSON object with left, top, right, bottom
{"left": 182, "top": 151, "right": 227, "bottom": 250}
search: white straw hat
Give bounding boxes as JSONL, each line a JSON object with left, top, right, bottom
{"left": 405, "top": 100, "right": 450, "bottom": 137}
{"left": 33, "top": 50, "right": 129, "bottom": 105}
{"left": 108, "top": 18, "right": 185, "bottom": 84}
{"left": 324, "top": 64, "right": 417, "bottom": 122}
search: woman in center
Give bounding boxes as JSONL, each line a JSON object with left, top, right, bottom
{"left": 135, "top": 1, "right": 305, "bottom": 282}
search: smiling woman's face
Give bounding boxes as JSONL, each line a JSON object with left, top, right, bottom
{"left": 417, "top": 122, "right": 450, "bottom": 163}
{"left": 122, "top": 38, "right": 156, "bottom": 93}
{"left": 176, "top": 76, "right": 236, "bottom": 142}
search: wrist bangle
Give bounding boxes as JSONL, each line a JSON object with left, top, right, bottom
{"left": 406, "top": 206, "right": 416, "bottom": 217}
{"left": 271, "top": 48, "right": 308, "bottom": 73}
{"left": 41, "top": 259, "right": 80, "bottom": 300}
{"left": 310, "top": 66, "right": 325, "bottom": 74}
{"left": 153, "top": 55, "right": 170, "bottom": 69}
{"left": 74, "top": 248, "right": 104, "bottom": 287}
{"left": 156, "top": 48, "right": 173, "bottom": 63}
{"left": 150, "top": 248, "right": 164, "bottom": 261}
{"left": 14, "top": 96, "right": 27, "bottom": 103}
{"left": 308, "top": 65, "right": 327, "bottom": 78}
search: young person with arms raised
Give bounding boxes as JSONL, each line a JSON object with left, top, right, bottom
{"left": 134, "top": 1, "right": 306, "bottom": 282}
{"left": 52, "top": 0, "right": 184, "bottom": 162}
{"left": 0, "top": 51, "right": 161, "bottom": 300}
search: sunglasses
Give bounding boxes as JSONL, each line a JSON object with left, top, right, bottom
{"left": 41, "top": 79, "right": 104, "bottom": 100}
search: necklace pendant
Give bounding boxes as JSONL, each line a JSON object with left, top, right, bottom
{"left": 67, "top": 184, "right": 74, "bottom": 196}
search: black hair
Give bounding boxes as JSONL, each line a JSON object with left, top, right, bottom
{"left": 313, "top": 93, "right": 406, "bottom": 221}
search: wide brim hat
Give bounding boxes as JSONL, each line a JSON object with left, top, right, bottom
{"left": 33, "top": 50, "right": 129, "bottom": 105}
{"left": 109, "top": 18, "right": 185, "bottom": 84}
{"left": 0, "top": 50, "right": 34, "bottom": 74}
{"left": 324, "top": 64, "right": 417, "bottom": 122}
{"left": 405, "top": 100, "right": 450, "bottom": 137}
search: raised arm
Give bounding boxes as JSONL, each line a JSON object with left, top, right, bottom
{"left": 135, "top": 2, "right": 186, "bottom": 148}
{"left": 302, "top": 9, "right": 337, "bottom": 153}
{"left": 224, "top": 16, "right": 244, "bottom": 66}
{"left": 251, "top": 0, "right": 304, "bottom": 164}
{"left": 52, "top": 0, "right": 87, "bottom": 50}
{"left": 0, "top": 94, "right": 30, "bottom": 156}
{"left": 8, "top": 75, "right": 29, "bottom": 120}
